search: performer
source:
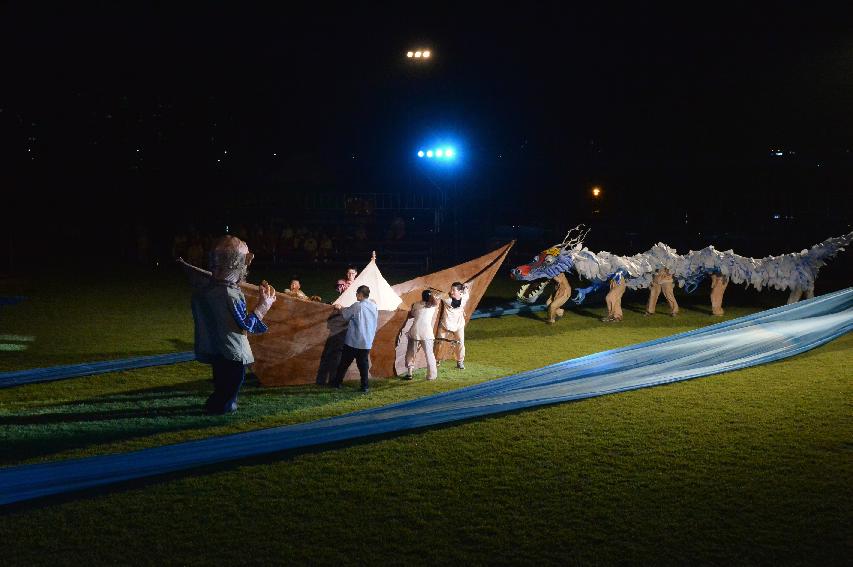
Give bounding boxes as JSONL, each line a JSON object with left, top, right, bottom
{"left": 331, "top": 285, "right": 377, "bottom": 392}
{"left": 710, "top": 273, "right": 729, "bottom": 316}
{"left": 601, "top": 273, "right": 626, "bottom": 322}
{"left": 191, "top": 236, "right": 276, "bottom": 414}
{"left": 406, "top": 290, "right": 439, "bottom": 380}
{"left": 435, "top": 282, "right": 470, "bottom": 368}
{"left": 284, "top": 277, "right": 308, "bottom": 299}
{"left": 335, "top": 266, "right": 359, "bottom": 294}
{"left": 787, "top": 285, "right": 815, "bottom": 304}
{"left": 545, "top": 273, "right": 572, "bottom": 324}
{"left": 645, "top": 268, "right": 679, "bottom": 317}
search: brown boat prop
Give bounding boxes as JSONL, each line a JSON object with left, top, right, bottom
{"left": 179, "top": 241, "right": 514, "bottom": 386}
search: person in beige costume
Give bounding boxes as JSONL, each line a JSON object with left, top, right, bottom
{"left": 435, "top": 282, "right": 469, "bottom": 369}
{"left": 645, "top": 268, "right": 679, "bottom": 317}
{"left": 545, "top": 272, "right": 572, "bottom": 324}
{"left": 710, "top": 273, "right": 729, "bottom": 316}
{"left": 601, "top": 273, "right": 627, "bottom": 322}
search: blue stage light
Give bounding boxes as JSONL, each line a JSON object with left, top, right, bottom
{"left": 436, "top": 149, "right": 444, "bottom": 157}
{"left": 426, "top": 150, "right": 434, "bottom": 158}
{"left": 444, "top": 148, "right": 454, "bottom": 158}
{"left": 417, "top": 150, "right": 425, "bottom": 157}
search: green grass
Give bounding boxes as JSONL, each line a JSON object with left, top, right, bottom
{"left": 0, "top": 268, "right": 850, "bottom": 565}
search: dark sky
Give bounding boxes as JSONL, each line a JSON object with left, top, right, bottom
{"left": 2, "top": 2, "right": 853, "bottom": 232}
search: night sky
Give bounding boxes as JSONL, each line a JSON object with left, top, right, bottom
{"left": 2, "top": 3, "right": 852, "bottom": 259}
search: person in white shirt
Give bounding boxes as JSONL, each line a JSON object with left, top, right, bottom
{"left": 405, "top": 290, "right": 439, "bottom": 380}
{"left": 435, "top": 281, "right": 469, "bottom": 369}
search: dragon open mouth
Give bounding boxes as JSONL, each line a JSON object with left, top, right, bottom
{"left": 517, "top": 279, "right": 549, "bottom": 303}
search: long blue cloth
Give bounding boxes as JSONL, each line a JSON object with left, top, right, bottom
{"left": 470, "top": 301, "right": 548, "bottom": 319}
{"left": 1, "top": 302, "right": 537, "bottom": 388}
{"left": 0, "top": 352, "right": 196, "bottom": 389}
{"left": 1, "top": 288, "right": 851, "bottom": 506}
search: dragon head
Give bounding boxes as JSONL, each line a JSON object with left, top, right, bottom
{"left": 510, "top": 246, "right": 575, "bottom": 282}
{"left": 510, "top": 225, "right": 589, "bottom": 303}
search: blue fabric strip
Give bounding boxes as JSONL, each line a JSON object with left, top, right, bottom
{"left": 1, "top": 302, "right": 539, "bottom": 389}
{"left": 1, "top": 288, "right": 850, "bottom": 506}
{"left": 470, "top": 301, "right": 549, "bottom": 319}
{"left": 0, "top": 352, "right": 196, "bottom": 389}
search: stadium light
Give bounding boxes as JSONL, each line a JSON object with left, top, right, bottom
{"left": 407, "top": 48, "right": 432, "bottom": 61}
{"left": 416, "top": 146, "right": 457, "bottom": 160}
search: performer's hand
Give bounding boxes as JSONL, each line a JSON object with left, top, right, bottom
{"left": 260, "top": 282, "right": 277, "bottom": 306}
{"left": 332, "top": 303, "right": 343, "bottom": 311}
{"left": 254, "top": 281, "right": 277, "bottom": 319}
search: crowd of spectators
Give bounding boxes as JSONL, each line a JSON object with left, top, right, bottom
{"left": 167, "top": 215, "right": 418, "bottom": 269}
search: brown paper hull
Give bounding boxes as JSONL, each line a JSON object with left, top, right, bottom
{"left": 239, "top": 242, "right": 514, "bottom": 386}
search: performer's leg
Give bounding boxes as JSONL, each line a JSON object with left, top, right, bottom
{"left": 354, "top": 348, "right": 371, "bottom": 391}
{"left": 434, "top": 327, "right": 448, "bottom": 364}
{"left": 456, "top": 326, "right": 465, "bottom": 364}
{"left": 423, "top": 339, "right": 437, "bottom": 380}
{"left": 611, "top": 282, "right": 626, "bottom": 320}
{"left": 786, "top": 287, "right": 803, "bottom": 304}
{"left": 662, "top": 282, "right": 678, "bottom": 315}
{"left": 221, "top": 361, "right": 246, "bottom": 412}
{"left": 710, "top": 276, "right": 729, "bottom": 316}
{"left": 205, "top": 358, "right": 226, "bottom": 413}
{"left": 603, "top": 288, "right": 615, "bottom": 321}
{"left": 207, "top": 357, "right": 244, "bottom": 413}
{"left": 646, "top": 282, "right": 661, "bottom": 314}
{"left": 805, "top": 287, "right": 814, "bottom": 299}
{"left": 547, "top": 273, "right": 571, "bottom": 322}
{"left": 405, "top": 337, "right": 417, "bottom": 376}
{"left": 334, "top": 344, "right": 357, "bottom": 386}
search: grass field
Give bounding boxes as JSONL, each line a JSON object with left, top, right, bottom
{"left": 0, "top": 266, "right": 851, "bottom": 565}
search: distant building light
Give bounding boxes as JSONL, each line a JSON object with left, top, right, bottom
{"left": 772, "top": 213, "right": 781, "bottom": 219}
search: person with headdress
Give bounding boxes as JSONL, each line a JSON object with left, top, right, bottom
{"left": 191, "top": 235, "right": 277, "bottom": 414}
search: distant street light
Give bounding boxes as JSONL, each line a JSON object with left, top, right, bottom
{"left": 592, "top": 186, "right": 602, "bottom": 198}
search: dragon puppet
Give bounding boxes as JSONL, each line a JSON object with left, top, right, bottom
{"left": 510, "top": 225, "right": 853, "bottom": 324}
